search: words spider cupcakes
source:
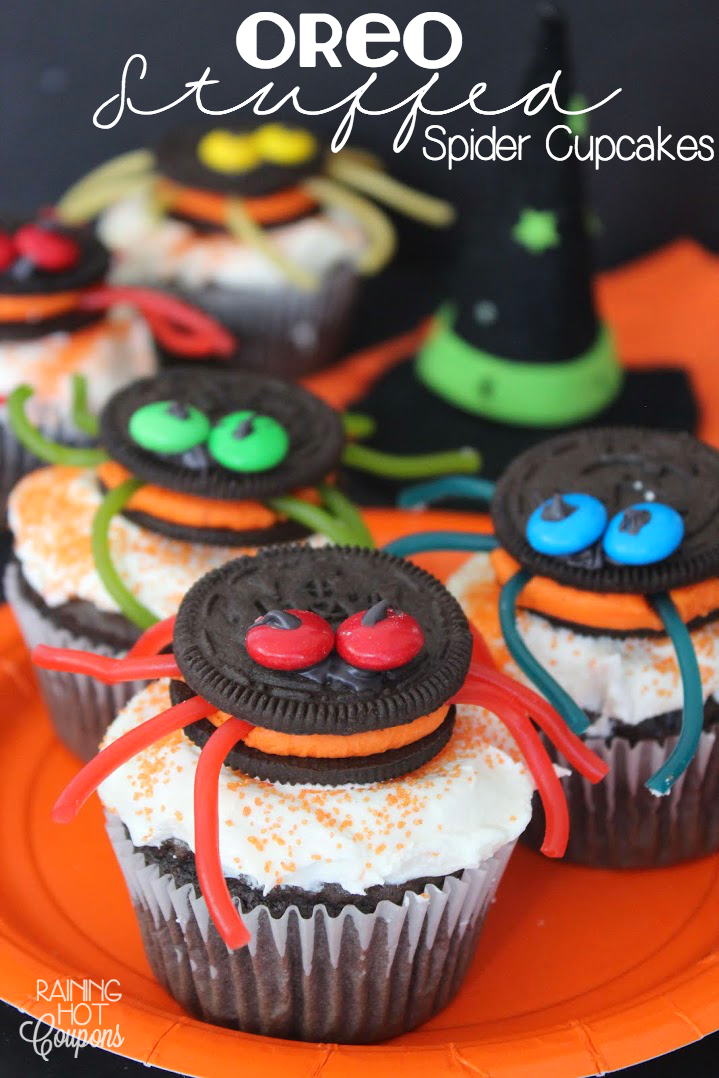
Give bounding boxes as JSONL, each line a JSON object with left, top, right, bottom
{"left": 7, "top": 368, "right": 478, "bottom": 760}
{"left": 0, "top": 212, "right": 232, "bottom": 523}
{"left": 35, "top": 546, "right": 605, "bottom": 1041}
{"left": 434, "top": 428, "right": 719, "bottom": 867}
{"left": 58, "top": 121, "right": 454, "bottom": 376}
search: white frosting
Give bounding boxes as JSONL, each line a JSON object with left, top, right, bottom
{"left": 99, "top": 680, "right": 533, "bottom": 894}
{"left": 9, "top": 466, "right": 323, "bottom": 618}
{"left": 0, "top": 314, "right": 156, "bottom": 429}
{"left": 449, "top": 554, "right": 719, "bottom": 732}
{"left": 98, "top": 195, "right": 366, "bottom": 292}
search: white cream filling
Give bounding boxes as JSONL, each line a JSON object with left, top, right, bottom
{"left": 99, "top": 680, "right": 533, "bottom": 895}
{"left": 449, "top": 554, "right": 719, "bottom": 732}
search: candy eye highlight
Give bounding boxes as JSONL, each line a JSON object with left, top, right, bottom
{"left": 245, "top": 610, "right": 334, "bottom": 671}
{"left": 207, "top": 411, "right": 289, "bottom": 473}
{"left": 526, "top": 493, "right": 607, "bottom": 556}
{"left": 128, "top": 400, "right": 211, "bottom": 454}
{"left": 602, "top": 502, "right": 684, "bottom": 566}
{"left": 336, "top": 600, "right": 425, "bottom": 671}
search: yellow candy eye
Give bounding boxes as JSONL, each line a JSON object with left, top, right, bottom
{"left": 197, "top": 130, "right": 261, "bottom": 174}
{"left": 253, "top": 124, "right": 318, "bottom": 165}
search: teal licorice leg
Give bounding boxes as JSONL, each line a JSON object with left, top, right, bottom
{"left": 342, "top": 442, "right": 481, "bottom": 480}
{"left": 319, "top": 483, "right": 374, "bottom": 548}
{"left": 645, "top": 593, "right": 704, "bottom": 796}
{"left": 384, "top": 532, "right": 498, "bottom": 558}
{"left": 70, "top": 374, "right": 100, "bottom": 437}
{"left": 8, "top": 385, "right": 109, "bottom": 467}
{"left": 92, "top": 479, "right": 159, "bottom": 630}
{"left": 499, "top": 570, "right": 590, "bottom": 735}
{"left": 397, "top": 476, "right": 496, "bottom": 509}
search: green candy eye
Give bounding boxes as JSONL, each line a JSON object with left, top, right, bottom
{"left": 208, "top": 410, "right": 289, "bottom": 473}
{"left": 128, "top": 400, "right": 211, "bottom": 454}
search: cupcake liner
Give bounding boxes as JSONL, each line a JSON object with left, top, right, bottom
{"left": 165, "top": 263, "right": 359, "bottom": 377}
{"left": 105, "top": 812, "right": 515, "bottom": 1042}
{"left": 5, "top": 561, "right": 144, "bottom": 761}
{"left": 522, "top": 728, "right": 719, "bottom": 868}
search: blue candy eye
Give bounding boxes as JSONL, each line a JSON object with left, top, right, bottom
{"left": 526, "top": 493, "right": 608, "bottom": 556}
{"left": 602, "top": 502, "right": 684, "bottom": 565}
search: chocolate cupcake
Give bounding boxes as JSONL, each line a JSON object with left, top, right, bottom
{"left": 58, "top": 122, "right": 454, "bottom": 376}
{"left": 7, "top": 368, "right": 478, "bottom": 760}
{"left": 38, "top": 546, "right": 605, "bottom": 1041}
{"left": 437, "top": 427, "right": 719, "bottom": 867}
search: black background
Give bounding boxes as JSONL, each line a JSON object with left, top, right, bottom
{"left": 0, "top": 1, "right": 718, "bottom": 1074}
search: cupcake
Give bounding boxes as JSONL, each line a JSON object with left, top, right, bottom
{"left": 37, "top": 545, "right": 604, "bottom": 1041}
{"left": 429, "top": 427, "right": 719, "bottom": 867}
{"left": 0, "top": 213, "right": 234, "bottom": 524}
{"left": 7, "top": 368, "right": 479, "bottom": 760}
{"left": 58, "top": 122, "right": 454, "bottom": 376}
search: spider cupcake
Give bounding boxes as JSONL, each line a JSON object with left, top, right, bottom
{"left": 0, "top": 213, "right": 232, "bottom": 522}
{"left": 7, "top": 368, "right": 478, "bottom": 759}
{"left": 57, "top": 122, "right": 454, "bottom": 376}
{"left": 35, "top": 545, "right": 606, "bottom": 1041}
{"left": 392, "top": 428, "right": 719, "bottom": 866}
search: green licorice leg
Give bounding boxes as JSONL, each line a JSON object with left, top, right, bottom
{"left": 499, "top": 570, "right": 590, "bottom": 736}
{"left": 645, "top": 593, "right": 704, "bottom": 796}
{"left": 8, "top": 386, "right": 109, "bottom": 467}
{"left": 71, "top": 375, "right": 100, "bottom": 437}
{"left": 267, "top": 495, "right": 357, "bottom": 546}
{"left": 342, "top": 441, "right": 481, "bottom": 480}
{"left": 319, "top": 484, "right": 374, "bottom": 548}
{"left": 342, "top": 412, "right": 377, "bottom": 441}
{"left": 383, "top": 532, "right": 498, "bottom": 557}
{"left": 397, "top": 476, "right": 496, "bottom": 509}
{"left": 92, "top": 479, "right": 159, "bottom": 630}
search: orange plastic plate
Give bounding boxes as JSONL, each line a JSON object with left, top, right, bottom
{"left": 1, "top": 508, "right": 719, "bottom": 1077}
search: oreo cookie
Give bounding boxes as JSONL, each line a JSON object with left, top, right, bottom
{"left": 156, "top": 126, "right": 325, "bottom": 200}
{"left": 492, "top": 428, "right": 719, "bottom": 593}
{"left": 0, "top": 218, "right": 110, "bottom": 296}
{"left": 116, "top": 506, "right": 310, "bottom": 548}
{"left": 173, "top": 546, "right": 472, "bottom": 735}
{"left": 99, "top": 369, "right": 345, "bottom": 502}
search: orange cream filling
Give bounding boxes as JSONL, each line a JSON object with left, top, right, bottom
{"left": 156, "top": 177, "right": 318, "bottom": 229}
{"left": 98, "top": 460, "right": 322, "bottom": 532}
{"left": 0, "top": 291, "right": 85, "bottom": 323}
{"left": 207, "top": 705, "right": 450, "bottom": 758}
{"left": 491, "top": 547, "right": 719, "bottom": 631}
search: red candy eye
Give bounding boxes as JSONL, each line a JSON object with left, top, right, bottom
{"left": 14, "top": 224, "right": 81, "bottom": 273}
{"left": 336, "top": 600, "right": 424, "bottom": 671}
{"left": 245, "top": 609, "right": 334, "bottom": 671}
{"left": 0, "top": 232, "right": 17, "bottom": 272}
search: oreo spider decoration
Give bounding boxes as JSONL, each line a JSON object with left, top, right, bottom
{"left": 8, "top": 369, "right": 479, "bottom": 630}
{"left": 391, "top": 428, "right": 719, "bottom": 795}
{"left": 0, "top": 214, "right": 233, "bottom": 356}
{"left": 34, "top": 546, "right": 606, "bottom": 949}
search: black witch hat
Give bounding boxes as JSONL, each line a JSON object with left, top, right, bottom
{"left": 349, "top": 4, "right": 697, "bottom": 499}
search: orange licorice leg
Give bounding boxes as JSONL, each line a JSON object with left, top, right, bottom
{"left": 32, "top": 646, "right": 180, "bottom": 684}
{"left": 127, "top": 615, "right": 177, "bottom": 659}
{"left": 194, "top": 717, "right": 254, "bottom": 950}
{"left": 52, "top": 695, "right": 217, "bottom": 822}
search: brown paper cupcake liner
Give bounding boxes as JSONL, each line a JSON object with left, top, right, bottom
{"left": 522, "top": 727, "right": 719, "bottom": 868}
{"left": 5, "top": 561, "right": 145, "bottom": 760}
{"left": 105, "top": 812, "right": 515, "bottom": 1043}
{"left": 165, "top": 262, "right": 359, "bottom": 377}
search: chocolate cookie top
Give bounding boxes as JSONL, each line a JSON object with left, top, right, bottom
{"left": 0, "top": 217, "right": 109, "bottom": 296}
{"left": 173, "top": 545, "right": 472, "bottom": 734}
{"left": 99, "top": 369, "right": 345, "bottom": 501}
{"left": 492, "top": 428, "right": 719, "bottom": 593}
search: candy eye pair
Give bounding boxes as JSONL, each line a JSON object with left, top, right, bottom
{"left": 128, "top": 400, "right": 289, "bottom": 473}
{"left": 0, "top": 224, "right": 81, "bottom": 275}
{"left": 245, "top": 602, "right": 425, "bottom": 673}
{"left": 526, "top": 492, "right": 684, "bottom": 566}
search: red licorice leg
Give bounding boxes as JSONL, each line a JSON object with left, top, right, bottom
{"left": 456, "top": 683, "right": 569, "bottom": 857}
{"left": 32, "top": 646, "right": 180, "bottom": 684}
{"left": 461, "top": 664, "right": 608, "bottom": 783}
{"left": 52, "top": 695, "right": 217, "bottom": 822}
{"left": 127, "top": 615, "right": 177, "bottom": 659}
{"left": 194, "top": 718, "right": 254, "bottom": 950}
